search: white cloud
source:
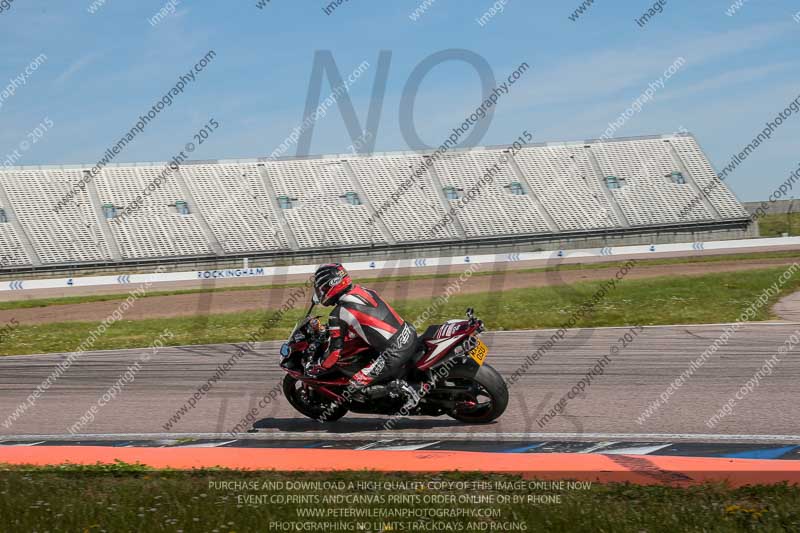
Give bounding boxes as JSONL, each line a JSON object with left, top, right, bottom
{"left": 658, "top": 62, "right": 798, "bottom": 102}
{"left": 507, "top": 22, "right": 790, "bottom": 109}
{"left": 54, "top": 52, "right": 101, "bottom": 85}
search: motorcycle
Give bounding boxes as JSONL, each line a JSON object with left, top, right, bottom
{"left": 279, "top": 303, "right": 509, "bottom": 424}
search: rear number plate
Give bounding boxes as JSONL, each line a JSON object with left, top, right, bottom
{"left": 469, "top": 339, "right": 488, "bottom": 366}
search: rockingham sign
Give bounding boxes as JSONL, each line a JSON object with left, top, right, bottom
{"left": 197, "top": 268, "right": 266, "bottom": 279}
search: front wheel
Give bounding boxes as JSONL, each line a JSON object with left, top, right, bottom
{"left": 444, "top": 364, "right": 509, "bottom": 423}
{"left": 282, "top": 375, "right": 348, "bottom": 422}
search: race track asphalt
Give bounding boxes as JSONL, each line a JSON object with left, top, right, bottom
{"left": 1, "top": 324, "right": 798, "bottom": 442}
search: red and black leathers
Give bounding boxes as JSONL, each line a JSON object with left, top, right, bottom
{"left": 319, "top": 285, "right": 418, "bottom": 387}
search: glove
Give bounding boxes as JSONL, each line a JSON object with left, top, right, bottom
{"left": 304, "top": 360, "right": 326, "bottom": 377}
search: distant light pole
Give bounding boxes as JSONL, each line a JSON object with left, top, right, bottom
{"left": 788, "top": 197, "right": 796, "bottom": 236}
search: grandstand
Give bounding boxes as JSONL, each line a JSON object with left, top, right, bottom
{"left": 0, "top": 133, "right": 752, "bottom": 274}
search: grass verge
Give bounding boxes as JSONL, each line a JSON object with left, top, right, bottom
{"left": 1, "top": 249, "right": 798, "bottom": 312}
{"left": 1, "top": 265, "right": 799, "bottom": 356}
{"left": 1, "top": 465, "right": 798, "bottom": 532}
{"left": 758, "top": 212, "right": 800, "bottom": 238}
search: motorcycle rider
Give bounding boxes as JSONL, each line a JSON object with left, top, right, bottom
{"left": 305, "top": 263, "right": 421, "bottom": 410}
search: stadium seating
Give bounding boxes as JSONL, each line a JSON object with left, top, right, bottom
{"left": 512, "top": 145, "right": 623, "bottom": 231}
{"left": 268, "top": 159, "right": 387, "bottom": 249}
{"left": 96, "top": 167, "right": 214, "bottom": 259}
{"left": 0, "top": 169, "right": 113, "bottom": 264}
{"left": 433, "top": 150, "right": 554, "bottom": 237}
{"left": 669, "top": 136, "right": 747, "bottom": 219}
{"left": 0, "top": 133, "right": 750, "bottom": 268}
{"left": 180, "top": 163, "right": 289, "bottom": 253}
{"left": 0, "top": 224, "right": 29, "bottom": 266}
{"left": 348, "top": 154, "right": 458, "bottom": 242}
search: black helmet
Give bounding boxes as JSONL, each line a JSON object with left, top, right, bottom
{"left": 313, "top": 263, "right": 352, "bottom": 306}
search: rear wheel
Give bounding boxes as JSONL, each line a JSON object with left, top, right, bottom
{"left": 444, "top": 364, "right": 508, "bottom": 423}
{"left": 282, "top": 375, "right": 348, "bottom": 422}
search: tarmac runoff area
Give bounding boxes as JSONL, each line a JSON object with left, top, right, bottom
{"left": 0, "top": 323, "right": 798, "bottom": 443}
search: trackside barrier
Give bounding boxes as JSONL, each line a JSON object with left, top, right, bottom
{"left": 2, "top": 236, "right": 800, "bottom": 292}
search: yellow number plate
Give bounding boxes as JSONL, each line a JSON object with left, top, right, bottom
{"left": 469, "top": 339, "right": 488, "bottom": 366}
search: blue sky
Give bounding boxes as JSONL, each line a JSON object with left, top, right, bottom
{"left": 0, "top": 0, "right": 798, "bottom": 201}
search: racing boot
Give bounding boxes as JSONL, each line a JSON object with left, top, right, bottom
{"left": 390, "top": 379, "right": 422, "bottom": 412}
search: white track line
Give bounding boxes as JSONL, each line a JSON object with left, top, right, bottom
{"left": 2, "top": 432, "right": 799, "bottom": 443}
{"left": 601, "top": 444, "right": 673, "bottom": 455}
{"left": 578, "top": 442, "right": 617, "bottom": 453}
{"left": 176, "top": 439, "right": 238, "bottom": 448}
{"left": 369, "top": 441, "right": 442, "bottom": 451}
{"left": 355, "top": 440, "right": 391, "bottom": 451}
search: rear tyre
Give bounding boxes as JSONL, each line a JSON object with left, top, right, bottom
{"left": 445, "top": 364, "right": 509, "bottom": 423}
{"left": 282, "top": 375, "right": 348, "bottom": 422}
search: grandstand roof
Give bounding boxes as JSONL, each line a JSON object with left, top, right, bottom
{"left": 1, "top": 132, "right": 700, "bottom": 169}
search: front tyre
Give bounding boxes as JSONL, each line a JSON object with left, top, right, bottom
{"left": 445, "top": 364, "right": 509, "bottom": 423}
{"left": 282, "top": 375, "right": 348, "bottom": 422}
